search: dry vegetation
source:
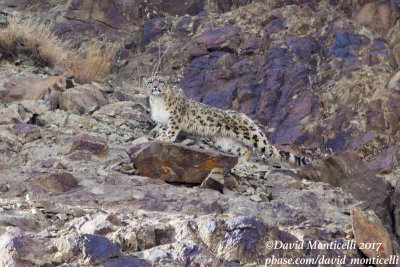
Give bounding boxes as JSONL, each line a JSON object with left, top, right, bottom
{"left": 0, "top": 15, "right": 117, "bottom": 83}
{"left": 69, "top": 42, "right": 117, "bottom": 84}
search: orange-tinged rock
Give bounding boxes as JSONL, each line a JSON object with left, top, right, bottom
{"left": 351, "top": 207, "right": 398, "bottom": 266}
{"left": 126, "top": 141, "right": 237, "bottom": 183}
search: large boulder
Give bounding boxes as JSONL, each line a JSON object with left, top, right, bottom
{"left": 298, "top": 152, "right": 393, "bottom": 228}
{"left": 59, "top": 84, "right": 109, "bottom": 115}
{"left": 29, "top": 172, "right": 78, "bottom": 193}
{"left": 351, "top": 207, "right": 399, "bottom": 266}
{"left": 196, "top": 26, "right": 241, "bottom": 52}
{"left": 0, "top": 75, "right": 65, "bottom": 103}
{"left": 126, "top": 141, "right": 238, "bottom": 183}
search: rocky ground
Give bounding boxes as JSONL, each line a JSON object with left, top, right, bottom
{"left": 1, "top": 0, "right": 400, "bottom": 266}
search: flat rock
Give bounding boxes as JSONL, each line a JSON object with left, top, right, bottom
{"left": 8, "top": 124, "right": 40, "bottom": 144}
{"left": 365, "top": 145, "right": 398, "bottom": 174}
{"left": 59, "top": 84, "right": 109, "bottom": 115}
{"left": 99, "top": 256, "right": 151, "bottom": 267}
{"left": 92, "top": 101, "right": 149, "bottom": 122}
{"left": 29, "top": 172, "right": 78, "bottom": 193}
{"left": 67, "top": 134, "right": 109, "bottom": 157}
{"left": 126, "top": 141, "right": 238, "bottom": 183}
{"left": 196, "top": 26, "right": 241, "bottom": 52}
{"left": 65, "top": 0, "right": 142, "bottom": 33}
{"left": 1, "top": 75, "right": 65, "bottom": 103}
{"left": 151, "top": 0, "right": 205, "bottom": 16}
{"left": 298, "top": 151, "right": 393, "bottom": 228}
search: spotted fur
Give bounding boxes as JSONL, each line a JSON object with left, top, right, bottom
{"left": 144, "top": 76, "right": 312, "bottom": 166}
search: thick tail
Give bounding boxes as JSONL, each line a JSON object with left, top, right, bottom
{"left": 278, "top": 150, "right": 312, "bottom": 166}
{"left": 221, "top": 113, "right": 312, "bottom": 166}
{"left": 263, "top": 143, "right": 312, "bottom": 166}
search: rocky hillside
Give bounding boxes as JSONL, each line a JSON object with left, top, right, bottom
{"left": 1, "top": 0, "right": 400, "bottom": 266}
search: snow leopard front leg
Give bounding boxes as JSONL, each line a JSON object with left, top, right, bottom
{"left": 158, "top": 118, "right": 181, "bottom": 142}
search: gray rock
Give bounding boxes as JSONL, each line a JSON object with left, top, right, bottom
{"left": 0, "top": 228, "right": 23, "bottom": 251}
{"left": 0, "top": 74, "right": 65, "bottom": 103}
{"left": 136, "top": 225, "right": 156, "bottom": 251}
{"left": 53, "top": 233, "right": 82, "bottom": 263}
{"left": 60, "top": 84, "right": 109, "bottom": 115}
{"left": 0, "top": 104, "right": 32, "bottom": 125}
{"left": 200, "top": 168, "right": 224, "bottom": 192}
{"left": 82, "top": 234, "right": 120, "bottom": 263}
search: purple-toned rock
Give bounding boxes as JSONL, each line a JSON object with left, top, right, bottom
{"left": 0, "top": 228, "right": 23, "bottom": 252}
{"left": 241, "top": 38, "right": 264, "bottom": 55}
{"left": 66, "top": 0, "right": 141, "bottom": 31}
{"left": 0, "top": 227, "right": 27, "bottom": 267}
{"left": 29, "top": 172, "right": 78, "bottom": 193}
{"left": 68, "top": 134, "right": 109, "bottom": 157}
{"left": 196, "top": 26, "right": 241, "bottom": 52}
{"left": 40, "top": 158, "right": 58, "bottom": 169}
{"left": 180, "top": 51, "right": 240, "bottom": 109}
{"left": 212, "top": 0, "right": 255, "bottom": 12}
{"left": 366, "top": 146, "right": 398, "bottom": 174}
{"left": 298, "top": 152, "right": 393, "bottom": 227}
{"left": 150, "top": 0, "right": 205, "bottom": 16}
{"left": 180, "top": 47, "right": 320, "bottom": 145}
{"left": 126, "top": 141, "right": 238, "bottom": 183}
{"left": 270, "top": 0, "right": 318, "bottom": 9}
{"left": 53, "top": 233, "right": 83, "bottom": 263}
{"left": 0, "top": 0, "right": 31, "bottom": 9}
{"left": 330, "top": 32, "right": 361, "bottom": 58}
{"left": 76, "top": 214, "right": 123, "bottom": 236}
{"left": 100, "top": 256, "right": 151, "bottom": 267}
{"left": 189, "top": 47, "right": 209, "bottom": 58}
{"left": 218, "top": 216, "right": 267, "bottom": 263}
{"left": 82, "top": 234, "right": 120, "bottom": 263}
{"left": 140, "top": 18, "right": 169, "bottom": 50}
{"left": 8, "top": 124, "right": 40, "bottom": 144}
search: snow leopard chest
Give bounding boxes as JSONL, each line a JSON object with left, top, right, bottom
{"left": 149, "top": 96, "right": 171, "bottom": 125}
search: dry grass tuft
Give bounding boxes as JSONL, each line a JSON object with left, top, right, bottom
{"left": 0, "top": 15, "right": 68, "bottom": 67}
{"left": 0, "top": 15, "right": 117, "bottom": 83}
{"left": 69, "top": 42, "right": 117, "bottom": 84}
